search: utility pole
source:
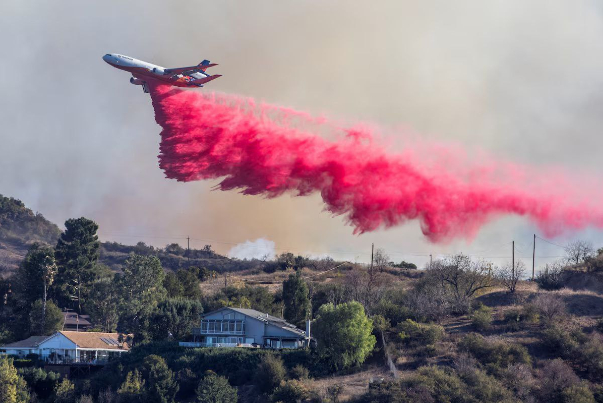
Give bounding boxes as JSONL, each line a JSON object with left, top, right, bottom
{"left": 224, "top": 273, "right": 227, "bottom": 287}
{"left": 370, "top": 243, "right": 374, "bottom": 272}
{"left": 187, "top": 236, "right": 190, "bottom": 265}
{"left": 512, "top": 241, "right": 515, "bottom": 281}
{"left": 429, "top": 254, "right": 433, "bottom": 270}
{"left": 532, "top": 234, "right": 536, "bottom": 281}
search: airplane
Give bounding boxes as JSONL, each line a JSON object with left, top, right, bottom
{"left": 102, "top": 53, "right": 221, "bottom": 93}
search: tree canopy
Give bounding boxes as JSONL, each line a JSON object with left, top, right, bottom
{"left": 313, "top": 301, "right": 376, "bottom": 370}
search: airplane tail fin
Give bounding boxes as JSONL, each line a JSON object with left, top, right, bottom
{"left": 198, "top": 60, "right": 218, "bottom": 72}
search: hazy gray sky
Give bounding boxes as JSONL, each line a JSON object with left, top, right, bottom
{"left": 2, "top": 1, "right": 603, "bottom": 267}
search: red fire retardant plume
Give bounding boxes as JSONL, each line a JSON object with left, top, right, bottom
{"left": 149, "top": 83, "right": 603, "bottom": 242}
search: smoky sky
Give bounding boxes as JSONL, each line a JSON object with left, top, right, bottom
{"left": 2, "top": 1, "right": 603, "bottom": 268}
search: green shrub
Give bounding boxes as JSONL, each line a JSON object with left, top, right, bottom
{"left": 503, "top": 309, "right": 523, "bottom": 331}
{"left": 405, "top": 366, "right": 466, "bottom": 402}
{"left": 541, "top": 326, "right": 579, "bottom": 358}
{"left": 270, "top": 380, "right": 311, "bottom": 403}
{"left": 521, "top": 303, "right": 540, "bottom": 324}
{"left": 373, "top": 299, "right": 411, "bottom": 327}
{"left": 535, "top": 265, "right": 565, "bottom": 290}
{"left": 459, "top": 333, "right": 531, "bottom": 371}
{"left": 459, "top": 367, "right": 515, "bottom": 403}
{"left": 253, "top": 354, "right": 286, "bottom": 394}
{"left": 196, "top": 372, "right": 237, "bottom": 403}
{"left": 471, "top": 304, "right": 493, "bottom": 332}
{"left": 290, "top": 364, "right": 310, "bottom": 380}
{"left": 362, "top": 365, "right": 516, "bottom": 403}
{"left": 397, "top": 319, "right": 444, "bottom": 345}
{"left": 576, "top": 336, "right": 603, "bottom": 379}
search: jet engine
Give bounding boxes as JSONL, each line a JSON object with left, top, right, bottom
{"left": 152, "top": 67, "right": 166, "bottom": 76}
{"left": 130, "top": 77, "right": 144, "bottom": 85}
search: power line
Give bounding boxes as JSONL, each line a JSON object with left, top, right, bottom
{"left": 535, "top": 235, "right": 566, "bottom": 250}
{"left": 98, "top": 232, "right": 567, "bottom": 262}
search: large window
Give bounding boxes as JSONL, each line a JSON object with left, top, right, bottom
{"left": 199, "top": 319, "right": 245, "bottom": 334}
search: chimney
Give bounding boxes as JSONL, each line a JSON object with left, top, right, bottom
{"left": 305, "top": 320, "right": 311, "bottom": 339}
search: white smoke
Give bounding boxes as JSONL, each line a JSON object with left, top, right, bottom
{"left": 228, "top": 238, "right": 276, "bottom": 260}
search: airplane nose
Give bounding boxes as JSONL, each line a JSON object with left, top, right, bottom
{"left": 102, "top": 54, "right": 112, "bottom": 64}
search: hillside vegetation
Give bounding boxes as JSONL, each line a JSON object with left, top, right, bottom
{"left": 0, "top": 194, "right": 61, "bottom": 275}
{"left": 3, "top": 193, "right": 603, "bottom": 402}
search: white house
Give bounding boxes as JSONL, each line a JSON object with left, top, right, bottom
{"left": 0, "top": 331, "right": 130, "bottom": 365}
{"left": 185, "top": 307, "right": 309, "bottom": 349}
{"left": 0, "top": 336, "right": 49, "bottom": 357}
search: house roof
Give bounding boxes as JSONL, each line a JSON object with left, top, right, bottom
{"left": 62, "top": 312, "right": 92, "bottom": 327}
{"left": 1, "top": 336, "right": 50, "bottom": 349}
{"left": 204, "top": 307, "right": 306, "bottom": 337}
{"left": 58, "top": 331, "right": 130, "bottom": 350}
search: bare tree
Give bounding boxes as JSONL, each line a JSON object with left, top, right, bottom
{"left": 373, "top": 248, "right": 390, "bottom": 273}
{"left": 342, "top": 266, "right": 386, "bottom": 315}
{"left": 565, "top": 240, "right": 594, "bottom": 265}
{"left": 496, "top": 260, "right": 526, "bottom": 293}
{"left": 429, "top": 254, "right": 493, "bottom": 313}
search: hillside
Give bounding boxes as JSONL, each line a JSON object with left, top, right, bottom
{"left": 0, "top": 193, "right": 265, "bottom": 276}
{"left": 99, "top": 241, "right": 262, "bottom": 273}
{"left": 0, "top": 194, "right": 61, "bottom": 275}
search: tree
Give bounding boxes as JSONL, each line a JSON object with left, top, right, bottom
{"left": 29, "top": 299, "right": 63, "bottom": 335}
{"left": 117, "top": 254, "right": 166, "bottom": 340}
{"left": 565, "top": 240, "right": 594, "bottom": 265}
{"left": 117, "top": 369, "right": 145, "bottom": 403}
{"left": 13, "top": 243, "right": 57, "bottom": 334}
{"left": 86, "top": 278, "right": 120, "bottom": 332}
{"left": 142, "top": 355, "right": 179, "bottom": 403}
{"left": 163, "top": 272, "right": 184, "bottom": 298}
{"left": 176, "top": 268, "right": 202, "bottom": 299}
{"left": 373, "top": 248, "right": 389, "bottom": 273}
{"left": 54, "top": 218, "right": 100, "bottom": 311}
{"left": 313, "top": 301, "right": 376, "bottom": 370}
{"left": 13, "top": 243, "right": 57, "bottom": 308}
{"left": 282, "top": 271, "right": 311, "bottom": 328}
{"left": 54, "top": 378, "right": 75, "bottom": 403}
{"left": 428, "top": 254, "right": 492, "bottom": 313}
{"left": 148, "top": 298, "right": 203, "bottom": 341}
{"left": 253, "top": 354, "right": 286, "bottom": 394}
{"left": 196, "top": 372, "right": 237, "bottom": 403}
{"left": 496, "top": 260, "right": 526, "bottom": 293}
{"left": 0, "top": 357, "right": 30, "bottom": 403}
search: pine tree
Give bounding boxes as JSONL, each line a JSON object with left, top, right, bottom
{"left": 117, "top": 369, "right": 145, "bottom": 403}
{"left": 282, "top": 270, "right": 311, "bottom": 328}
{"left": 54, "top": 218, "right": 100, "bottom": 311}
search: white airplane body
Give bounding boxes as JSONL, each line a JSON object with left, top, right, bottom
{"left": 103, "top": 53, "right": 221, "bottom": 93}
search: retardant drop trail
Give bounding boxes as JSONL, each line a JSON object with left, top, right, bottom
{"left": 149, "top": 82, "right": 603, "bottom": 242}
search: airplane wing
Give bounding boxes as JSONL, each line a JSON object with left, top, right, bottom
{"left": 164, "top": 60, "right": 218, "bottom": 75}
{"left": 189, "top": 74, "right": 222, "bottom": 86}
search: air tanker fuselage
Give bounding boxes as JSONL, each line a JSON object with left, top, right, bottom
{"left": 103, "top": 53, "right": 220, "bottom": 93}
